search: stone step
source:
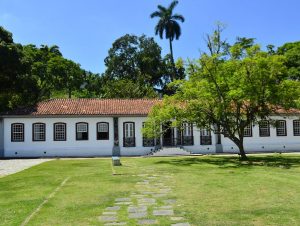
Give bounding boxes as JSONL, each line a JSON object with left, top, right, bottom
{"left": 150, "top": 147, "right": 191, "bottom": 157}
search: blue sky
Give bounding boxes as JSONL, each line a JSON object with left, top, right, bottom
{"left": 1, "top": 0, "right": 299, "bottom": 74}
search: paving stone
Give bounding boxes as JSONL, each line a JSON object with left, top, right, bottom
{"left": 131, "top": 194, "right": 145, "bottom": 198}
{"left": 106, "top": 206, "right": 121, "bottom": 211}
{"left": 103, "top": 211, "right": 117, "bottom": 215}
{"left": 99, "top": 215, "right": 117, "bottom": 222}
{"left": 171, "top": 217, "right": 184, "bottom": 221}
{"left": 138, "top": 219, "right": 158, "bottom": 225}
{"left": 128, "top": 206, "right": 147, "bottom": 213}
{"left": 115, "top": 198, "right": 131, "bottom": 202}
{"left": 157, "top": 205, "right": 173, "bottom": 209}
{"left": 115, "top": 202, "right": 132, "bottom": 205}
{"left": 140, "top": 191, "right": 155, "bottom": 195}
{"left": 164, "top": 199, "right": 176, "bottom": 204}
{"left": 128, "top": 211, "right": 147, "bottom": 219}
{"left": 171, "top": 223, "right": 190, "bottom": 226}
{"left": 104, "top": 223, "right": 127, "bottom": 226}
{"left": 153, "top": 209, "right": 174, "bottom": 216}
{"left": 138, "top": 198, "right": 156, "bottom": 205}
{"left": 152, "top": 193, "right": 167, "bottom": 198}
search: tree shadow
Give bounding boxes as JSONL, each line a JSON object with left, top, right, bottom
{"left": 154, "top": 154, "right": 300, "bottom": 169}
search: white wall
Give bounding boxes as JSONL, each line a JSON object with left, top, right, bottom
{"left": 4, "top": 117, "right": 114, "bottom": 157}
{"left": 2, "top": 115, "right": 300, "bottom": 157}
{"left": 221, "top": 116, "right": 300, "bottom": 153}
{"left": 3, "top": 116, "right": 155, "bottom": 157}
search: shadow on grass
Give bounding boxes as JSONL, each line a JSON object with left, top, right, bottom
{"left": 154, "top": 154, "right": 300, "bottom": 169}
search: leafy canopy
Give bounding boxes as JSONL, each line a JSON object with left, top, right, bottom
{"left": 144, "top": 37, "right": 300, "bottom": 159}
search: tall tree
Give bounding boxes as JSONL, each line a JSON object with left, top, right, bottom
{"left": 47, "top": 56, "right": 84, "bottom": 98}
{"left": 144, "top": 41, "right": 300, "bottom": 160}
{"left": 150, "top": 0, "right": 184, "bottom": 77}
{"left": 104, "top": 34, "right": 185, "bottom": 95}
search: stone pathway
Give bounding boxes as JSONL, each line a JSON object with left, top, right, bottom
{"left": 99, "top": 170, "right": 190, "bottom": 225}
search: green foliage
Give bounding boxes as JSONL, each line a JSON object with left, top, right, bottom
{"left": 103, "top": 34, "right": 185, "bottom": 96}
{"left": 100, "top": 79, "right": 158, "bottom": 98}
{"left": 150, "top": 0, "right": 185, "bottom": 77}
{"left": 0, "top": 26, "right": 102, "bottom": 111}
{"left": 277, "top": 41, "right": 300, "bottom": 80}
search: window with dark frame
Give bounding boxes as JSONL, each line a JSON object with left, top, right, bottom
{"left": 54, "top": 123, "right": 66, "bottom": 141}
{"left": 293, "top": 120, "right": 300, "bottom": 136}
{"left": 259, "top": 120, "right": 270, "bottom": 137}
{"left": 33, "top": 123, "right": 46, "bottom": 141}
{"left": 243, "top": 123, "right": 252, "bottom": 137}
{"left": 276, "top": 120, "right": 287, "bottom": 136}
{"left": 97, "top": 122, "right": 109, "bottom": 140}
{"left": 182, "top": 122, "right": 194, "bottom": 145}
{"left": 200, "top": 128, "right": 212, "bottom": 145}
{"left": 11, "top": 123, "right": 24, "bottom": 142}
{"left": 76, "top": 122, "right": 88, "bottom": 140}
{"left": 123, "top": 122, "right": 135, "bottom": 147}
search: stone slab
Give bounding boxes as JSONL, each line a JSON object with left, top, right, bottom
{"left": 171, "top": 223, "right": 190, "bottom": 226}
{"left": 99, "top": 215, "right": 117, "bottom": 222}
{"left": 104, "top": 223, "right": 127, "bottom": 226}
{"left": 138, "top": 219, "right": 158, "bottom": 225}
{"left": 128, "top": 206, "right": 147, "bottom": 213}
{"left": 106, "top": 206, "right": 121, "bottom": 211}
{"left": 153, "top": 209, "right": 174, "bottom": 216}
{"left": 115, "top": 198, "right": 131, "bottom": 202}
{"left": 128, "top": 212, "right": 147, "bottom": 219}
{"left": 115, "top": 202, "right": 132, "bottom": 205}
{"left": 138, "top": 198, "right": 156, "bottom": 205}
{"left": 103, "top": 212, "right": 117, "bottom": 215}
{"left": 164, "top": 199, "right": 176, "bottom": 204}
{"left": 171, "top": 217, "right": 184, "bottom": 221}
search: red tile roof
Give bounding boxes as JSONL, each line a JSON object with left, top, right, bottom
{"left": 3, "top": 99, "right": 161, "bottom": 116}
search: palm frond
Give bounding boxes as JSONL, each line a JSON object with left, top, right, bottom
{"left": 172, "top": 21, "right": 181, "bottom": 40}
{"left": 169, "top": 0, "right": 179, "bottom": 11}
{"left": 171, "top": 14, "right": 185, "bottom": 22}
{"left": 150, "top": 11, "right": 162, "bottom": 18}
{"left": 157, "top": 5, "right": 167, "bottom": 13}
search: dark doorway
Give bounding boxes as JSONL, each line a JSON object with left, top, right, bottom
{"left": 162, "top": 122, "right": 174, "bottom": 146}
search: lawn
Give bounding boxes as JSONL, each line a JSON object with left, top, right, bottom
{"left": 1, "top": 154, "right": 300, "bottom": 226}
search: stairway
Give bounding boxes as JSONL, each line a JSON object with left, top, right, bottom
{"left": 148, "top": 147, "right": 191, "bottom": 157}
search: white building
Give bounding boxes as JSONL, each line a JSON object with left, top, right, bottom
{"left": 0, "top": 98, "right": 299, "bottom": 158}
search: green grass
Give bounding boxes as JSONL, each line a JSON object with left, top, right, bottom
{"left": 1, "top": 154, "right": 300, "bottom": 225}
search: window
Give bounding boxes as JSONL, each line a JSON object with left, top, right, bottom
{"left": 243, "top": 123, "right": 252, "bottom": 137}
{"left": 259, "top": 120, "right": 270, "bottom": 137}
{"left": 142, "top": 122, "right": 154, "bottom": 147}
{"left": 200, "top": 128, "right": 212, "bottom": 145}
{"left": 97, "top": 122, "right": 109, "bottom": 140}
{"left": 294, "top": 120, "right": 300, "bottom": 136}
{"left": 182, "top": 123, "right": 193, "bottom": 137}
{"left": 11, "top": 123, "right": 24, "bottom": 142}
{"left": 54, "top": 123, "right": 66, "bottom": 141}
{"left": 76, "top": 122, "right": 88, "bottom": 140}
{"left": 182, "top": 123, "right": 194, "bottom": 145}
{"left": 276, "top": 120, "right": 287, "bottom": 136}
{"left": 33, "top": 123, "right": 46, "bottom": 141}
{"left": 123, "top": 122, "right": 135, "bottom": 147}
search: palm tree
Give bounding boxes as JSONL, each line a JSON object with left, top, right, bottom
{"left": 150, "top": 0, "right": 184, "bottom": 67}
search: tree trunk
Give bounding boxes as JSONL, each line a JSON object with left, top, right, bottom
{"left": 237, "top": 143, "right": 247, "bottom": 160}
{"left": 68, "top": 88, "right": 72, "bottom": 98}
{"left": 169, "top": 38, "right": 176, "bottom": 80}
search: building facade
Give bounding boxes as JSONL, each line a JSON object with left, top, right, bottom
{"left": 0, "top": 99, "right": 299, "bottom": 158}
